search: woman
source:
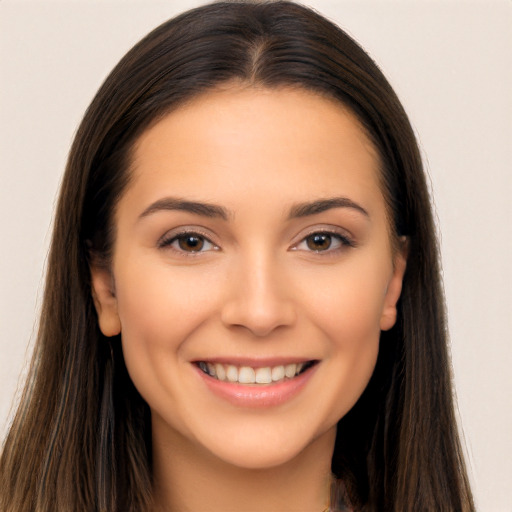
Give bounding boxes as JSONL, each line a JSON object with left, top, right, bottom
{"left": 0, "top": 1, "right": 474, "bottom": 510}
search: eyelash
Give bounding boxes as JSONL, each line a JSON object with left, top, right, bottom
{"left": 293, "top": 230, "right": 356, "bottom": 254}
{"left": 158, "top": 228, "right": 355, "bottom": 256}
{"left": 158, "top": 229, "right": 219, "bottom": 254}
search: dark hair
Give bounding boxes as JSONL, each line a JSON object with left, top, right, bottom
{"left": 0, "top": 2, "right": 474, "bottom": 510}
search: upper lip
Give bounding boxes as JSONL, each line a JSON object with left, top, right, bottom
{"left": 192, "top": 357, "right": 317, "bottom": 367}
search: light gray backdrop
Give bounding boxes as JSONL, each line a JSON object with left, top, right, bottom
{"left": 1, "top": 1, "right": 511, "bottom": 510}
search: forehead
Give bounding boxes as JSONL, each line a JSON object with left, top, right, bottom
{"left": 126, "top": 87, "right": 384, "bottom": 218}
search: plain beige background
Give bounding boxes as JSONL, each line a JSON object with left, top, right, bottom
{"left": 1, "top": 1, "right": 511, "bottom": 510}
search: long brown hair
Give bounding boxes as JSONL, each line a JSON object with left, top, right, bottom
{"left": 0, "top": 2, "right": 474, "bottom": 510}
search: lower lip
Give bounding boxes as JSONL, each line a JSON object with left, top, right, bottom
{"left": 194, "top": 364, "right": 318, "bottom": 408}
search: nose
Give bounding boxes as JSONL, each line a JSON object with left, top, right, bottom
{"left": 220, "top": 254, "right": 297, "bottom": 337}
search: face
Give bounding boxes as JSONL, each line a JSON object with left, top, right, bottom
{"left": 91, "top": 87, "right": 406, "bottom": 470}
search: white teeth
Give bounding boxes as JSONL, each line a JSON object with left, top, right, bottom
{"left": 199, "top": 361, "right": 311, "bottom": 384}
{"left": 284, "top": 363, "right": 297, "bottom": 378}
{"left": 215, "top": 363, "right": 226, "bottom": 381}
{"left": 255, "top": 367, "right": 272, "bottom": 384}
{"left": 226, "top": 365, "right": 238, "bottom": 382}
{"left": 271, "top": 365, "right": 285, "bottom": 382}
{"left": 238, "top": 366, "right": 256, "bottom": 384}
{"left": 207, "top": 363, "right": 216, "bottom": 377}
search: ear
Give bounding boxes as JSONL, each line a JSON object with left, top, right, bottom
{"left": 380, "top": 240, "right": 408, "bottom": 331}
{"left": 90, "top": 265, "right": 121, "bottom": 337}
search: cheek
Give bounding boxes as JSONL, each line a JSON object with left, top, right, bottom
{"left": 113, "top": 262, "right": 220, "bottom": 391}
{"left": 304, "top": 259, "right": 389, "bottom": 346}
{"left": 319, "top": 280, "right": 382, "bottom": 376}
{"left": 298, "top": 259, "right": 389, "bottom": 416}
{"left": 116, "top": 258, "right": 219, "bottom": 333}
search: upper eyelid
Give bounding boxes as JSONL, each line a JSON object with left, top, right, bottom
{"left": 157, "top": 233, "right": 220, "bottom": 257}
{"left": 292, "top": 225, "right": 355, "bottom": 243}
{"left": 294, "top": 232, "right": 352, "bottom": 248}
{"left": 290, "top": 226, "right": 357, "bottom": 253}
{"left": 158, "top": 226, "right": 218, "bottom": 245}
{"left": 156, "top": 224, "right": 355, "bottom": 249}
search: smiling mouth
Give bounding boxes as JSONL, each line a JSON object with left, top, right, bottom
{"left": 195, "top": 360, "right": 318, "bottom": 385}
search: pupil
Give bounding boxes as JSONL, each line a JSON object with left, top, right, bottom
{"left": 307, "top": 233, "right": 331, "bottom": 251}
{"left": 179, "top": 235, "right": 204, "bottom": 251}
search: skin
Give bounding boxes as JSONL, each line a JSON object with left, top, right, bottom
{"left": 91, "top": 86, "right": 406, "bottom": 511}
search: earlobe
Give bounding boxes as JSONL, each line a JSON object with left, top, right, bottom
{"left": 380, "top": 241, "right": 408, "bottom": 331}
{"left": 90, "top": 266, "right": 121, "bottom": 337}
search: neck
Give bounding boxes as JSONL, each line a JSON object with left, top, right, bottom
{"left": 151, "top": 423, "right": 336, "bottom": 512}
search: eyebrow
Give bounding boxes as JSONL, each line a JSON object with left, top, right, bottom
{"left": 139, "top": 197, "right": 230, "bottom": 221}
{"left": 287, "top": 197, "right": 369, "bottom": 219}
{"left": 138, "top": 196, "right": 369, "bottom": 222}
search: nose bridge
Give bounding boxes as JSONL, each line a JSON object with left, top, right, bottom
{"left": 221, "top": 247, "right": 296, "bottom": 337}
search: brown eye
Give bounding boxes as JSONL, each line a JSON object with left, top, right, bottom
{"left": 177, "top": 234, "right": 205, "bottom": 252}
{"left": 293, "top": 231, "right": 354, "bottom": 254}
{"left": 159, "top": 230, "right": 218, "bottom": 254}
{"left": 306, "top": 233, "right": 333, "bottom": 251}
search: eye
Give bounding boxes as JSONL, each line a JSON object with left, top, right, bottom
{"left": 294, "top": 231, "right": 354, "bottom": 253}
{"left": 159, "top": 231, "right": 219, "bottom": 254}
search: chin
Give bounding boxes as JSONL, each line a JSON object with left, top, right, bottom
{"left": 196, "top": 421, "right": 336, "bottom": 471}
{"left": 213, "top": 444, "right": 308, "bottom": 471}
